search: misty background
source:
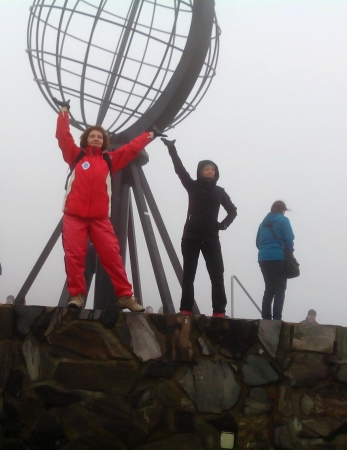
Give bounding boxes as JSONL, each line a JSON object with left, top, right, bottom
{"left": 0, "top": 1, "right": 346, "bottom": 325}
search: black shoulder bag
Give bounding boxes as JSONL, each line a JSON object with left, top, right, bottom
{"left": 268, "top": 225, "right": 300, "bottom": 279}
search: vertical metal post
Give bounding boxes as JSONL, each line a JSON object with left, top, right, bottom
{"left": 128, "top": 196, "right": 143, "bottom": 305}
{"left": 129, "top": 162, "right": 175, "bottom": 313}
{"left": 230, "top": 275, "right": 234, "bottom": 318}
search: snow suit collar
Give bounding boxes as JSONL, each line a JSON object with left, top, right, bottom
{"left": 83, "top": 145, "right": 103, "bottom": 156}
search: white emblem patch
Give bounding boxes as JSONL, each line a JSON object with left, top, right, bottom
{"left": 82, "top": 162, "right": 90, "bottom": 170}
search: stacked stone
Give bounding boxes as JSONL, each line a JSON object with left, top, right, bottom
{"left": 0, "top": 305, "right": 347, "bottom": 449}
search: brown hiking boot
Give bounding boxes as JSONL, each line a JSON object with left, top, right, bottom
{"left": 68, "top": 294, "right": 85, "bottom": 309}
{"left": 117, "top": 295, "right": 145, "bottom": 312}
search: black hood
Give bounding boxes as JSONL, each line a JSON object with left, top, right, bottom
{"left": 197, "top": 159, "right": 219, "bottom": 181}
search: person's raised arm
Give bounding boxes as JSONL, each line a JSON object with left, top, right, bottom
{"left": 53, "top": 98, "right": 80, "bottom": 167}
{"left": 161, "top": 138, "right": 194, "bottom": 190}
{"left": 108, "top": 127, "right": 168, "bottom": 172}
{"left": 218, "top": 191, "right": 237, "bottom": 230}
{"left": 109, "top": 131, "right": 154, "bottom": 172}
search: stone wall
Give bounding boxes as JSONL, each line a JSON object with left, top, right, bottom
{"left": 1, "top": 305, "right": 347, "bottom": 450}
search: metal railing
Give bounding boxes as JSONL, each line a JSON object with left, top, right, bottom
{"left": 230, "top": 275, "right": 261, "bottom": 318}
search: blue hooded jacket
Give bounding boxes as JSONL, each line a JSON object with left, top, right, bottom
{"left": 256, "top": 212, "right": 294, "bottom": 261}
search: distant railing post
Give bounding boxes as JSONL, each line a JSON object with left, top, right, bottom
{"left": 230, "top": 275, "right": 235, "bottom": 318}
{"left": 231, "top": 275, "right": 262, "bottom": 316}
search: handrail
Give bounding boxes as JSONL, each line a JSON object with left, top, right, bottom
{"left": 230, "top": 275, "right": 262, "bottom": 318}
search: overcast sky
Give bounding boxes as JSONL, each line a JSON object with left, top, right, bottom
{"left": 0, "top": 1, "right": 347, "bottom": 325}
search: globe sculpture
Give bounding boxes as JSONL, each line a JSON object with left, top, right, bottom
{"left": 18, "top": 0, "right": 219, "bottom": 312}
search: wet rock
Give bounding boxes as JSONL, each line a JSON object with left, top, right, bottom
{"left": 47, "top": 321, "right": 132, "bottom": 360}
{"left": 197, "top": 337, "right": 216, "bottom": 356}
{"left": 33, "top": 385, "right": 81, "bottom": 408}
{"left": 174, "top": 410, "right": 195, "bottom": 432}
{"left": 149, "top": 313, "right": 168, "bottom": 335}
{"left": 0, "top": 341, "right": 11, "bottom": 391}
{"left": 32, "top": 307, "right": 69, "bottom": 342}
{"left": 115, "top": 322, "right": 133, "bottom": 352}
{"left": 206, "top": 318, "right": 259, "bottom": 360}
{"left": 63, "top": 433, "right": 126, "bottom": 450}
{"left": 135, "top": 433, "right": 204, "bottom": 450}
{"left": 55, "top": 404, "right": 92, "bottom": 434}
{"left": 0, "top": 306, "right": 13, "bottom": 340}
{"left": 14, "top": 306, "right": 45, "bottom": 337}
{"left": 195, "top": 314, "right": 210, "bottom": 332}
{"left": 130, "top": 386, "right": 154, "bottom": 408}
{"left": 300, "top": 384, "right": 347, "bottom": 420}
{"left": 53, "top": 361, "right": 138, "bottom": 393}
{"left": 179, "top": 365, "right": 197, "bottom": 405}
{"left": 336, "top": 326, "right": 347, "bottom": 361}
{"left": 284, "top": 353, "right": 332, "bottom": 387}
{"left": 335, "top": 364, "right": 347, "bottom": 384}
{"left": 21, "top": 338, "right": 54, "bottom": 381}
{"left": 258, "top": 320, "right": 282, "bottom": 358}
{"left": 1, "top": 438, "right": 31, "bottom": 450}
{"left": 274, "top": 423, "right": 294, "bottom": 449}
{"left": 179, "top": 360, "right": 240, "bottom": 413}
{"left": 79, "top": 309, "right": 120, "bottom": 328}
{"left": 85, "top": 394, "right": 134, "bottom": 434}
{"left": 3, "top": 401, "right": 24, "bottom": 437}
{"left": 135, "top": 404, "right": 166, "bottom": 432}
{"left": 156, "top": 379, "right": 187, "bottom": 407}
{"left": 237, "top": 416, "right": 271, "bottom": 449}
{"left": 125, "top": 314, "right": 163, "bottom": 361}
{"left": 301, "top": 418, "right": 344, "bottom": 438}
{"left": 207, "top": 413, "right": 238, "bottom": 432}
{"left": 4, "top": 370, "right": 24, "bottom": 399}
{"left": 47, "top": 344, "right": 88, "bottom": 360}
{"left": 243, "top": 388, "right": 271, "bottom": 415}
{"left": 27, "top": 413, "right": 68, "bottom": 449}
{"left": 143, "top": 361, "right": 177, "bottom": 379}
{"left": 278, "top": 385, "right": 293, "bottom": 417}
{"left": 292, "top": 324, "right": 336, "bottom": 354}
{"left": 242, "top": 355, "right": 278, "bottom": 386}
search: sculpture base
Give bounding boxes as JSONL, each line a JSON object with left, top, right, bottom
{"left": 1, "top": 305, "right": 347, "bottom": 449}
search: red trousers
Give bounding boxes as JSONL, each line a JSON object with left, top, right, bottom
{"left": 62, "top": 214, "right": 133, "bottom": 298}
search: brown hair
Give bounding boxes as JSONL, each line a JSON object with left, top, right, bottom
{"left": 271, "top": 200, "right": 289, "bottom": 213}
{"left": 80, "top": 125, "right": 110, "bottom": 150}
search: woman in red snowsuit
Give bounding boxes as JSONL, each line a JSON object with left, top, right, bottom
{"left": 55, "top": 100, "right": 154, "bottom": 311}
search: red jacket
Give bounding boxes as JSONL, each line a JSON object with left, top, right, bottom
{"left": 56, "top": 112, "right": 152, "bottom": 219}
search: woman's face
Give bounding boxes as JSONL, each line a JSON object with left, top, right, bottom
{"left": 201, "top": 165, "right": 215, "bottom": 178}
{"left": 87, "top": 130, "right": 104, "bottom": 147}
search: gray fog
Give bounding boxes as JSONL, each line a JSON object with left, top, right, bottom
{"left": 0, "top": 1, "right": 346, "bottom": 325}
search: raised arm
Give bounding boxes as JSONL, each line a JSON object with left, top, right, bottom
{"left": 54, "top": 98, "right": 80, "bottom": 167}
{"left": 161, "top": 138, "right": 194, "bottom": 190}
{"left": 109, "top": 132, "right": 154, "bottom": 172}
{"left": 218, "top": 191, "right": 237, "bottom": 230}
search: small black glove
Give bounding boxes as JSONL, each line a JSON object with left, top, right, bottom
{"left": 52, "top": 97, "right": 70, "bottom": 110}
{"left": 150, "top": 126, "right": 167, "bottom": 138}
{"left": 161, "top": 138, "right": 176, "bottom": 150}
{"left": 218, "top": 222, "right": 227, "bottom": 231}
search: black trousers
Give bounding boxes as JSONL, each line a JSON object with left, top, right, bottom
{"left": 181, "top": 238, "right": 227, "bottom": 314}
{"left": 259, "top": 260, "right": 287, "bottom": 320}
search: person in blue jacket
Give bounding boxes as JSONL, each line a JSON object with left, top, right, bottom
{"left": 256, "top": 200, "right": 294, "bottom": 320}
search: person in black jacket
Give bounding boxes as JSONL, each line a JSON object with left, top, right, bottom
{"left": 162, "top": 138, "right": 237, "bottom": 317}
